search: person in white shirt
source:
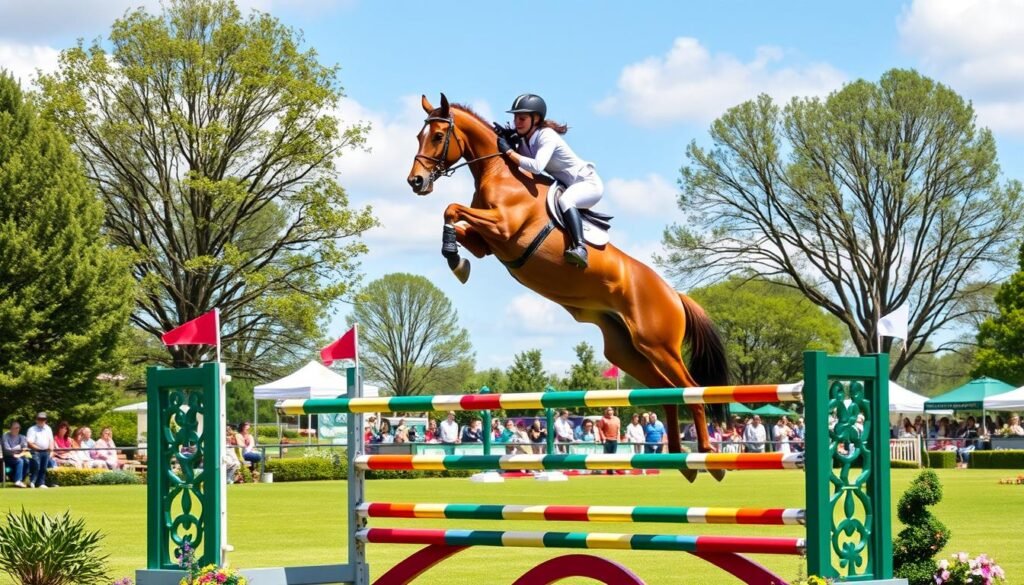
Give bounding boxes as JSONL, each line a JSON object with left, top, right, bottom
{"left": 26, "top": 412, "right": 54, "bottom": 488}
{"left": 497, "top": 94, "right": 604, "bottom": 269}
{"left": 743, "top": 415, "right": 767, "bottom": 453}
{"left": 625, "top": 413, "right": 646, "bottom": 454}
{"left": 553, "top": 410, "right": 575, "bottom": 453}
{"left": 439, "top": 412, "right": 460, "bottom": 446}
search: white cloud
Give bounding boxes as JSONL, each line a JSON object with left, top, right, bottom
{"left": 596, "top": 37, "right": 845, "bottom": 126}
{"left": 900, "top": 0, "right": 1024, "bottom": 134}
{"left": 0, "top": 42, "right": 60, "bottom": 86}
{"left": 505, "top": 293, "right": 573, "bottom": 335}
{"left": 604, "top": 173, "right": 679, "bottom": 217}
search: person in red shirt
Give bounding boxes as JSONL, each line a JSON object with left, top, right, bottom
{"left": 596, "top": 407, "right": 622, "bottom": 475}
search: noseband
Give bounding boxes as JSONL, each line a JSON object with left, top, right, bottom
{"left": 416, "top": 114, "right": 502, "bottom": 185}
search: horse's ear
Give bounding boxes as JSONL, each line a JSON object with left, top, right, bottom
{"left": 421, "top": 95, "right": 434, "bottom": 114}
{"left": 439, "top": 93, "right": 450, "bottom": 117}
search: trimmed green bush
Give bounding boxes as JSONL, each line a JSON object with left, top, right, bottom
{"left": 256, "top": 426, "right": 299, "bottom": 440}
{"left": 970, "top": 450, "right": 1024, "bottom": 469}
{"left": 89, "top": 471, "right": 142, "bottom": 485}
{"left": 264, "top": 457, "right": 335, "bottom": 482}
{"left": 365, "top": 469, "right": 475, "bottom": 480}
{"left": 891, "top": 459, "right": 921, "bottom": 469}
{"left": 927, "top": 451, "right": 957, "bottom": 469}
{"left": 301, "top": 448, "right": 348, "bottom": 479}
{"left": 46, "top": 467, "right": 108, "bottom": 486}
{"left": 0, "top": 509, "right": 109, "bottom": 584}
{"left": 893, "top": 469, "right": 949, "bottom": 585}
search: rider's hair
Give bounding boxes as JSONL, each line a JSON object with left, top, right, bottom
{"left": 540, "top": 119, "right": 568, "bottom": 134}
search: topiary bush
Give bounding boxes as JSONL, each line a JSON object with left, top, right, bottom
{"left": 0, "top": 509, "right": 109, "bottom": 584}
{"left": 893, "top": 469, "right": 949, "bottom": 585}
{"left": 927, "top": 451, "right": 957, "bottom": 469}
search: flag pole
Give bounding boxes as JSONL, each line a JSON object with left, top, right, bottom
{"left": 214, "top": 308, "right": 222, "bottom": 365}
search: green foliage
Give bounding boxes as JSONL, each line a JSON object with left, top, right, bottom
{"left": 364, "top": 469, "right": 474, "bottom": 480}
{"left": 37, "top": 0, "right": 377, "bottom": 374}
{"left": 264, "top": 457, "right": 336, "bottom": 482}
{"left": 46, "top": 468, "right": 108, "bottom": 486}
{"left": 689, "top": 277, "right": 846, "bottom": 384}
{"left": 256, "top": 426, "right": 299, "bottom": 440}
{"left": 506, "top": 349, "right": 550, "bottom": 393}
{"left": 968, "top": 450, "right": 1024, "bottom": 469}
{"left": 352, "top": 273, "right": 473, "bottom": 396}
{"left": 899, "top": 347, "right": 976, "bottom": 397}
{"left": 893, "top": 470, "right": 949, "bottom": 585}
{"left": 891, "top": 459, "right": 921, "bottom": 469}
{"left": 226, "top": 378, "right": 277, "bottom": 427}
{"left": 466, "top": 368, "right": 509, "bottom": 394}
{"left": 976, "top": 243, "right": 1024, "bottom": 386}
{"left": 89, "top": 471, "right": 142, "bottom": 485}
{"left": 927, "top": 451, "right": 958, "bottom": 469}
{"left": 301, "top": 447, "right": 348, "bottom": 479}
{"left": 565, "top": 342, "right": 613, "bottom": 391}
{"left": 91, "top": 412, "right": 137, "bottom": 447}
{"left": 662, "top": 68, "right": 1023, "bottom": 378}
{"left": 0, "top": 509, "right": 109, "bottom": 584}
{"left": 0, "top": 72, "right": 134, "bottom": 426}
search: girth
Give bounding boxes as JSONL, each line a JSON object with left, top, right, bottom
{"left": 499, "top": 221, "right": 556, "bottom": 270}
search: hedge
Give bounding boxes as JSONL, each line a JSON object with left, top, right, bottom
{"left": 927, "top": 451, "right": 957, "bottom": 469}
{"left": 970, "top": 450, "right": 1024, "bottom": 469}
{"left": 46, "top": 468, "right": 108, "bottom": 486}
{"left": 264, "top": 457, "right": 337, "bottom": 482}
{"left": 891, "top": 459, "right": 921, "bottom": 469}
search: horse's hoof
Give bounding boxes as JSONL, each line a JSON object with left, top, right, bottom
{"left": 709, "top": 468, "right": 726, "bottom": 482}
{"left": 452, "top": 258, "right": 471, "bottom": 283}
{"left": 680, "top": 469, "right": 698, "bottom": 483}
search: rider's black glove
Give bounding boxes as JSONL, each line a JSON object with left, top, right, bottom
{"left": 497, "top": 135, "right": 515, "bottom": 155}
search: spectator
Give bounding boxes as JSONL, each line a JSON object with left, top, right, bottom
{"left": 394, "top": 418, "right": 409, "bottom": 443}
{"left": 554, "top": 410, "right": 574, "bottom": 452}
{"left": 93, "top": 426, "right": 121, "bottom": 470}
{"left": 224, "top": 425, "right": 242, "bottom": 484}
{"left": 792, "top": 417, "right": 806, "bottom": 452}
{"left": 2, "top": 421, "right": 31, "bottom": 488}
{"left": 743, "top": 415, "right": 767, "bottom": 453}
{"left": 527, "top": 420, "right": 546, "bottom": 453}
{"left": 68, "top": 428, "right": 104, "bottom": 469}
{"left": 461, "top": 418, "right": 483, "bottom": 443}
{"left": 773, "top": 417, "right": 792, "bottom": 454}
{"left": 424, "top": 419, "right": 439, "bottom": 443}
{"left": 407, "top": 426, "right": 418, "bottom": 443}
{"left": 378, "top": 419, "right": 395, "bottom": 444}
{"left": 643, "top": 413, "right": 666, "bottom": 454}
{"left": 721, "top": 417, "right": 744, "bottom": 454}
{"left": 79, "top": 426, "right": 96, "bottom": 450}
{"left": 364, "top": 416, "right": 379, "bottom": 444}
{"left": 499, "top": 420, "right": 518, "bottom": 454}
{"left": 596, "top": 407, "right": 621, "bottom": 474}
{"left": 575, "top": 419, "right": 597, "bottom": 443}
{"left": 490, "top": 419, "right": 503, "bottom": 442}
{"left": 439, "top": 412, "right": 460, "bottom": 445}
{"left": 899, "top": 420, "right": 917, "bottom": 439}
{"left": 51, "top": 421, "right": 75, "bottom": 467}
{"left": 625, "top": 413, "right": 645, "bottom": 453}
{"left": 26, "top": 413, "right": 55, "bottom": 488}
{"left": 956, "top": 416, "right": 979, "bottom": 467}
{"left": 681, "top": 422, "right": 698, "bottom": 442}
{"left": 239, "top": 422, "right": 263, "bottom": 471}
{"left": 1009, "top": 414, "right": 1024, "bottom": 436}
{"left": 513, "top": 421, "right": 533, "bottom": 454}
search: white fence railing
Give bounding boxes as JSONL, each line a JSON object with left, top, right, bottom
{"left": 890, "top": 437, "right": 922, "bottom": 467}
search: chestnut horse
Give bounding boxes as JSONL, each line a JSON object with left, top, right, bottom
{"left": 407, "top": 94, "right": 729, "bottom": 481}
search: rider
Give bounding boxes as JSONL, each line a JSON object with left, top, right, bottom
{"left": 496, "top": 94, "right": 604, "bottom": 269}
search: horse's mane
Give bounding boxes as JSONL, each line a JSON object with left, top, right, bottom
{"left": 451, "top": 103, "right": 493, "bottom": 131}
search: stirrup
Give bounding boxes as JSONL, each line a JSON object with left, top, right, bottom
{"left": 565, "top": 246, "right": 588, "bottom": 268}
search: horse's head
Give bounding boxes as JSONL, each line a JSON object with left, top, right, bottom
{"left": 407, "top": 93, "right": 467, "bottom": 195}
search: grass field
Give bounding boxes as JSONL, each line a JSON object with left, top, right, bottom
{"left": 1, "top": 469, "right": 1021, "bottom": 584}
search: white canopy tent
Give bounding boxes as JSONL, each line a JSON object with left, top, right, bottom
{"left": 890, "top": 381, "right": 951, "bottom": 414}
{"left": 983, "top": 385, "right": 1024, "bottom": 411}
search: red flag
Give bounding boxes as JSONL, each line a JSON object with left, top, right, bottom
{"left": 161, "top": 309, "right": 220, "bottom": 347}
{"left": 321, "top": 325, "right": 357, "bottom": 366}
{"left": 602, "top": 365, "right": 621, "bottom": 379}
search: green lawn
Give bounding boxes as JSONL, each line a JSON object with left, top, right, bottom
{"left": 1, "top": 469, "right": 1021, "bottom": 584}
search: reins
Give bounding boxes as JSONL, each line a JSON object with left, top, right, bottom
{"left": 417, "top": 114, "right": 502, "bottom": 184}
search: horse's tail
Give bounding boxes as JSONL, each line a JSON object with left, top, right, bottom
{"left": 679, "top": 292, "right": 730, "bottom": 425}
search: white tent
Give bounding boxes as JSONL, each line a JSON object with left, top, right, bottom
{"left": 890, "top": 381, "right": 951, "bottom": 414}
{"left": 983, "top": 385, "right": 1024, "bottom": 411}
{"left": 254, "top": 360, "right": 350, "bottom": 400}
{"left": 113, "top": 400, "right": 149, "bottom": 444}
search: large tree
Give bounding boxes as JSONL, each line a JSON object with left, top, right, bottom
{"left": 565, "top": 342, "right": 613, "bottom": 390}
{"left": 506, "top": 349, "right": 550, "bottom": 393}
{"left": 689, "top": 276, "right": 846, "bottom": 384}
{"left": 660, "top": 69, "right": 1023, "bottom": 377}
{"left": 352, "top": 273, "right": 473, "bottom": 396}
{"left": 0, "top": 72, "right": 134, "bottom": 424}
{"left": 38, "top": 0, "right": 376, "bottom": 374}
{"left": 974, "top": 243, "right": 1024, "bottom": 385}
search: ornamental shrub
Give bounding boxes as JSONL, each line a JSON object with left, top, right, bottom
{"left": 264, "top": 457, "right": 335, "bottom": 482}
{"left": 893, "top": 469, "right": 949, "bottom": 585}
{"left": 0, "top": 509, "right": 108, "bottom": 584}
{"left": 46, "top": 467, "right": 107, "bottom": 486}
{"left": 89, "top": 471, "right": 142, "bottom": 485}
{"left": 927, "top": 451, "right": 957, "bottom": 468}
{"left": 969, "top": 450, "right": 1024, "bottom": 469}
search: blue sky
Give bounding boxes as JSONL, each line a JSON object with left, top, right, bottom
{"left": 3, "top": 0, "right": 1023, "bottom": 379}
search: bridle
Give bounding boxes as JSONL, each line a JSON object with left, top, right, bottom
{"left": 415, "top": 113, "right": 502, "bottom": 185}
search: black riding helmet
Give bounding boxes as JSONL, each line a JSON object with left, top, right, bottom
{"left": 507, "top": 94, "right": 547, "bottom": 121}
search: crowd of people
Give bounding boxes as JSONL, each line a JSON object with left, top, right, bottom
{"left": 1, "top": 413, "right": 123, "bottom": 488}
{"left": 888, "top": 413, "right": 1024, "bottom": 466}
{"left": 362, "top": 408, "right": 808, "bottom": 455}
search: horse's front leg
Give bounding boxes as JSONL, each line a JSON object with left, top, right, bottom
{"left": 441, "top": 204, "right": 506, "bottom": 284}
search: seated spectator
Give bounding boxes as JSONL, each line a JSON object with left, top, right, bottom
{"left": 407, "top": 426, "right": 417, "bottom": 443}
{"left": 461, "top": 418, "right": 483, "bottom": 443}
{"left": 378, "top": 419, "right": 395, "bottom": 444}
{"left": 513, "top": 421, "right": 532, "bottom": 454}
{"left": 499, "top": 419, "right": 518, "bottom": 453}
{"left": 239, "top": 422, "right": 263, "bottom": 471}
{"left": 364, "top": 416, "right": 379, "bottom": 444}
{"left": 527, "top": 420, "right": 546, "bottom": 453}
{"left": 575, "top": 419, "right": 597, "bottom": 443}
{"left": 956, "top": 416, "right": 979, "bottom": 467}
{"left": 898, "top": 420, "right": 917, "bottom": 439}
{"left": 224, "top": 424, "right": 242, "bottom": 484}
{"left": 424, "top": 419, "right": 439, "bottom": 443}
{"left": 52, "top": 421, "right": 75, "bottom": 467}
{"left": 1009, "top": 414, "right": 1024, "bottom": 436}
{"left": 491, "top": 419, "right": 503, "bottom": 442}
{"left": 92, "top": 426, "right": 121, "bottom": 470}
{"left": 394, "top": 418, "right": 409, "bottom": 443}
{"left": 68, "top": 428, "right": 105, "bottom": 469}
{"left": 2, "top": 421, "right": 31, "bottom": 488}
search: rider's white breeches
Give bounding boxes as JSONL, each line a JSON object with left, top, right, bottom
{"left": 559, "top": 167, "right": 604, "bottom": 211}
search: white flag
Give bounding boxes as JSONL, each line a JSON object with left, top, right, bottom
{"left": 878, "top": 304, "right": 909, "bottom": 340}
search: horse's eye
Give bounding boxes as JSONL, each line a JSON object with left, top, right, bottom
{"left": 433, "top": 132, "right": 444, "bottom": 142}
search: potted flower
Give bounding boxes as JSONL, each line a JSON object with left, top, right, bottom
{"left": 934, "top": 552, "right": 1006, "bottom": 585}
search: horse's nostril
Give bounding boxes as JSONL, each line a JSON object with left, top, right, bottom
{"left": 409, "top": 176, "right": 424, "bottom": 190}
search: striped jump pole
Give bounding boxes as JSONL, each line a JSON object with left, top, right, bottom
{"left": 353, "top": 452, "right": 803, "bottom": 472}
{"left": 357, "top": 528, "right": 806, "bottom": 556}
{"left": 278, "top": 383, "right": 803, "bottom": 415}
{"left": 359, "top": 502, "right": 806, "bottom": 526}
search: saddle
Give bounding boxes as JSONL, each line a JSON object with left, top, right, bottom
{"left": 545, "top": 182, "right": 613, "bottom": 247}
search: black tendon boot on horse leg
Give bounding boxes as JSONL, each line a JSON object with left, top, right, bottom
{"left": 562, "top": 207, "right": 588, "bottom": 269}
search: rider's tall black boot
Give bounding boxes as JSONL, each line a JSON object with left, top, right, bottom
{"left": 562, "top": 206, "right": 589, "bottom": 269}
